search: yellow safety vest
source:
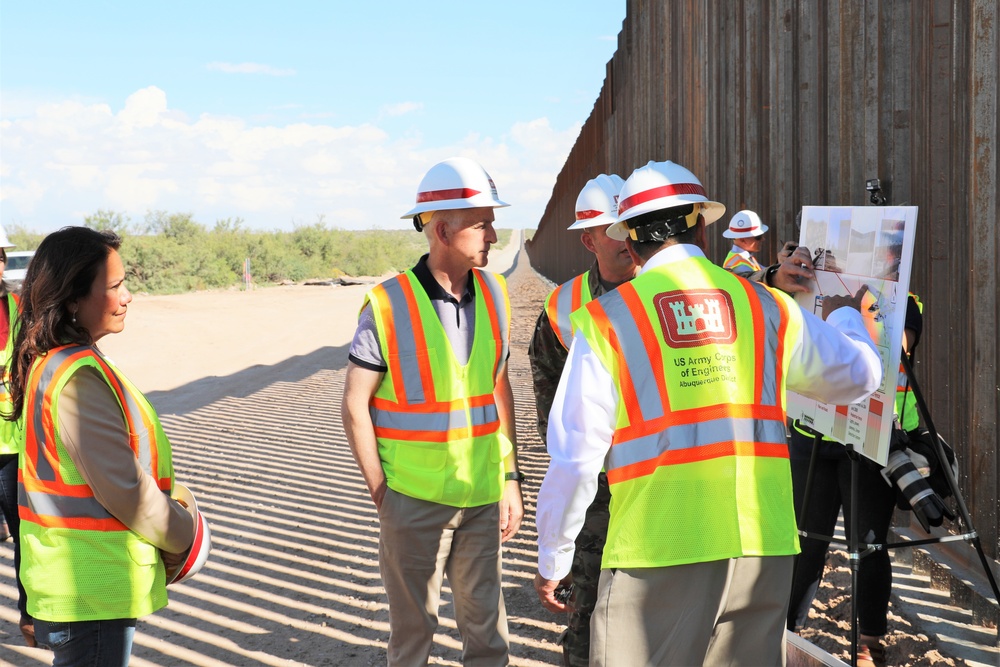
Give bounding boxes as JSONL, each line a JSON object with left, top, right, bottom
{"left": 19, "top": 345, "right": 175, "bottom": 621}
{"left": 895, "top": 292, "right": 924, "bottom": 431}
{"left": 365, "top": 269, "right": 512, "bottom": 507}
{"left": 543, "top": 271, "right": 593, "bottom": 351}
{"left": 723, "top": 250, "right": 761, "bottom": 275}
{"left": 572, "top": 255, "right": 804, "bottom": 568}
{"left": 0, "top": 293, "right": 22, "bottom": 456}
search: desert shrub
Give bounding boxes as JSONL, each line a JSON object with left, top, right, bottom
{"left": 16, "top": 212, "right": 517, "bottom": 294}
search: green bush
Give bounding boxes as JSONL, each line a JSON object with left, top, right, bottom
{"left": 10, "top": 213, "right": 517, "bottom": 295}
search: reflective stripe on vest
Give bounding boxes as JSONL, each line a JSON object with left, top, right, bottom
{"left": 20, "top": 345, "right": 172, "bottom": 531}
{"left": 543, "top": 271, "right": 593, "bottom": 351}
{"left": 723, "top": 251, "right": 761, "bottom": 273}
{"left": 365, "top": 269, "right": 512, "bottom": 507}
{"left": 572, "top": 257, "right": 803, "bottom": 567}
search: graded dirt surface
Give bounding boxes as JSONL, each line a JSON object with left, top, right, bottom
{"left": 0, "top": 233, "right": 994, "bottom": 666}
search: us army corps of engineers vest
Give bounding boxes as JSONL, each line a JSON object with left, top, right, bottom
{"left": 572, "top": 256, "right": 804, "bottom": 568}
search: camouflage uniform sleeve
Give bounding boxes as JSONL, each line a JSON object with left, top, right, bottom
{"left": 527, "top": 307, "right": 569, "bottom": 444}
{"left": 740, "top": 265, "right": 769, "bottom": 283}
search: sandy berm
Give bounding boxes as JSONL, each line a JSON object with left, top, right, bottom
{"left": 0, "top": 233, "right": 972, "bottom": 666}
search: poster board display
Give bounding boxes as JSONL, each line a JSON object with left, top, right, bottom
{"left": 787, "top": 206, "right": 918, "bottom": 465}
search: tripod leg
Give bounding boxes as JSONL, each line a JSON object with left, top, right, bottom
{"left": 900, "top": 353, "right": 1000, "bottom": 613}
{"left": 849, "top": 445, "right": 860, "bottom": 667}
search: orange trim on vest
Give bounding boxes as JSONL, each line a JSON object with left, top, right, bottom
{"left": 544, "top": 282, "right": 565, "bottom": 349}
{"left": 18, "top": 506, "right": 126, "bottom": 532}
{"left": 374, "top": 284, "right": 404, "bottom": 403}
{"left": 397, "top": 277, "right": 437, "bottom": 404}
{"left": 25, "top": 348, "right": 93, "bottom": 487}
{"left": 588, "top": 300, "right": 646, "bottom": 425}
{"left": 619, "top": 284, "right": 671, "bottom": 414}
{"left": 613, "top": 402, "right": 788, "bottom": 443}
{"left": 607, "top": 441, "right": 789, "bottom": 485}
{"left": 737, "top": 279, "right": 767, "bottom": 404}
{"left": 474, "top": 271, "right": 504, "bottom": 379}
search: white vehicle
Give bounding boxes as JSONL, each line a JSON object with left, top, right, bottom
{"left": 5, "top": 250, "right": 35, "bottom": 291}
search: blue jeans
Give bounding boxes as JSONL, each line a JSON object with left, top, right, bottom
{"left": 34, "top": 618, "right": 137, "bottom": 667}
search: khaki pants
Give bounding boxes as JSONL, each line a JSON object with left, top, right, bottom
{"left": 590, "top": 556, "right": 793, "bottom": 666}
{"left": 378, "top": 488, "right": 509, "bottom": 667}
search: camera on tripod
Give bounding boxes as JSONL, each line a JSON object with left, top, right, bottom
{"left": 866, "top": 178, "right": 887, "bottom": 206}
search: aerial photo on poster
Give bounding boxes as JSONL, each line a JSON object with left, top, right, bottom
{"left": 787, "top": 205, "right": 918, "bottom": 465}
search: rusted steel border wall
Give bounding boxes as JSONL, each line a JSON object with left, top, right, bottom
{"left": 526, "top": 0, "right": 1000, "bottom": 564}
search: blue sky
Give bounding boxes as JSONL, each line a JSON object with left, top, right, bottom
{"left": 1, "top": 1, "right": 625, "bottom": 232}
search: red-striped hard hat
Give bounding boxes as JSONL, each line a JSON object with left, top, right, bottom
{"left": 402, "top": 157, "right": 510, "bottom": 219}
{"left": 568, "top": 174, "right": 625, "bottom": 230}
{"left": 722, "top": 210, "right": 768, "bottom": 238}
{"left": 608, "top": 161, "right": 725, "bottom": 241}
{"left": 166, "top": 483, "right": 211, "bottom": 585}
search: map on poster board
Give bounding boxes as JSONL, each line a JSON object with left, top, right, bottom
{"left": 787, "top": 205, "right": 918, "bottom": 466}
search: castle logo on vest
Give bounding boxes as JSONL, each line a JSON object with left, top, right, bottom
{"left": 654, "top": 289, "right": 737, "bottom": 348}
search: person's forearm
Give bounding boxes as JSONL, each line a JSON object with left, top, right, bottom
{"left": 341, "top": 363, "right": 387, "bottom": 505}
{"left": 343, "top": 407, "right": 385, "bottom": 498}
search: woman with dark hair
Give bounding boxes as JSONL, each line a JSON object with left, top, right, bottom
{"left": 0, "top": 225, "right": 34, "bottom": 646}
{"left": 5, "top": 226, "right": 194, "bottom": 666}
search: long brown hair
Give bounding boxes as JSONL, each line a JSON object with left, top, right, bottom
{"left": 4, "top": 227, "right": 122, "bottom": 421}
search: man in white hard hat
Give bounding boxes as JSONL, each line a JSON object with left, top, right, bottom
{"left": 533, "top": 160, "right": 883, "bottom": 666}
{"left": 527, "top": 173, "right": 635, "bottom": 667}
{"left": 722, "top": 209, "right": 768, "bottom": 276}
{"left": 342, "top": 157, "right": 522, "bottom": 666}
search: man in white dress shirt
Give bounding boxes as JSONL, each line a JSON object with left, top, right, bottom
{"left": 533, "top": 160, "right": 883, "bottom": 666}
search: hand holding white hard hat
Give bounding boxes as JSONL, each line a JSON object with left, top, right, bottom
{"left": 166, "top": 482, "right": 211, "bottom": 585}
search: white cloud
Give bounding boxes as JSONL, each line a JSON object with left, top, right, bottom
{"left": 206, "top": 62, "right": 297, "bottom": 77}
{"left": 0, "top": 86, "right": 576, "bottom": 231}
{"left": 380, "top": 101, "right": 423, "bottom": 117}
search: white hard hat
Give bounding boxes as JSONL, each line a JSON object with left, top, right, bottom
{"left": 607, "top": 161, "right": 726, "bottom": 241}
{"left": 166, "top": 482, "right": 212, "bottom": 585}
{"left": 401, "top": 157, "right": 510, "bottom": 220}
{"left": 0, "top": 225, "right": 14, "bottom": 250}
{"left": 568, "top": 174, "right": 625, "bottom": 230}
{"left": 722, "top": 210, "right": 768, "bottom": 238}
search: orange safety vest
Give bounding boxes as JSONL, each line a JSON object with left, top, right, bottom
{"left": 543, "top": 271, "right": 593, "bottom": 351}
{"left": 364, "top": 269, "right": 512, "bottom": 507}
{"left": 572, "top": 255, "right": 804, "bottom": 568}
